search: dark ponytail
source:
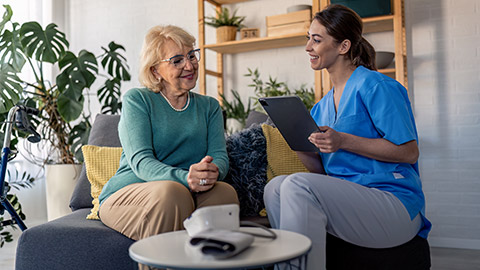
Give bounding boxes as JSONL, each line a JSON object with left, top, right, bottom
{"left": 314, "top": 5, "right": 377, "bottom": 70}
{"left": 351, "top": 37, "right": 376, "bottom": 70}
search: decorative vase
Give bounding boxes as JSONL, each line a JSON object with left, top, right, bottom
{"left": 216, "top": 26, "right": 237, "bottom": 43}
{"left": 45, "top": 164, "right": 82, "bottom": 221}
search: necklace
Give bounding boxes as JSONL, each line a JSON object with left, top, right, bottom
{"left": 160, "top": 91, "right": 190, "bottom": 112}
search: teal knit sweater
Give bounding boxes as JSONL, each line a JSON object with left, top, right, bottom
{"left": 98, "top": 88, "right": 228, "bottom": 204}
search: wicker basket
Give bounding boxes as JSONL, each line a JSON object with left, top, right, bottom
{"left": 216, "top": 26, "right": 237, "bottom": 43}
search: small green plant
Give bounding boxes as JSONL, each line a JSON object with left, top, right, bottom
{"left": 0, "top": 167, "right": 35, "bottom": 248}
{"left": 245, "top": 68, "right": 316, "bottom": 111}
{"left": 205, "top": 7, "right": 246, "bottom": 29}
{"left": 220, "top": 89, "right": 251, "bottom": 127}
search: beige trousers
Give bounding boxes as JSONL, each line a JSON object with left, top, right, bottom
{"left": 99, "top": 181, "right": 239, "bottom": 241}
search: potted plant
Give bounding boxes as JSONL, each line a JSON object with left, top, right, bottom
{"left": 0, "top": 5, "right": 130, "bottom": 221}
{"left": 205, "top": 7, "right": 246, "bottom": 43}
{"left": 245, "top": 68, "right": 316, "bottom": 111}
{"left": 220, "top": 89, "right": 251, "bottom": 134}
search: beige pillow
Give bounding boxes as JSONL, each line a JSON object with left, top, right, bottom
{"left": 82, "top": 145, "right": 122, "bottom": 220}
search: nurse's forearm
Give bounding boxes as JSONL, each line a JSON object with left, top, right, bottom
{"left": 295, "top": 151, "right": 325, "bottom": 174}
{"left": 339, "top": 132, "right": 419, "bottom": 164}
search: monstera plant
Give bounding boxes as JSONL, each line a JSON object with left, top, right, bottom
{"left": 0, "top": 4, "right": 130, "bottom": 164}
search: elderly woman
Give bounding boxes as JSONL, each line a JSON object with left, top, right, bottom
{"left": 98, "top": 25, "right": 239, "bottom": 240}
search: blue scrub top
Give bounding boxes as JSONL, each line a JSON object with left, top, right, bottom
{"left": 310, "top": 66, "right": 431, "bottom": 238}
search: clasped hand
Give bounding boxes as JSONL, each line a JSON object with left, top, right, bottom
{"left": 308, "top": 126, "right": 344, "bottom": 153}
{"left": 187, "top": 156, "right": 219, "bottom": 192}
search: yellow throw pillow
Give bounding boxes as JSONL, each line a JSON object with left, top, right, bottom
{"left": 260, "top": 124, "right": 309, "bottom": 216}
{"left": 261, "top": 124, "right": 309, "bottom": 181}
{"left": 82, "top": 145, "right": 123, "bottom": 220}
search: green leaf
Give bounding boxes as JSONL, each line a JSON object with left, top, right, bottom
{"left": 0, "top": 64, "right": 22, "bottom": 113}
{"left": 97, "top": 77, "right": 122, "bottom": 114}
{"left": 205, "top": 7, "right": 246, "bottom": 28}
{"left": 100, "top": 41, "right": 130, "bottom": 81}
{"left": 58, "top": 50, "right": 98, "bottom": 89}
{"left": 68, "top": 119, "right": 91, "bottom": 163}
{"left": 0, "top": 23, "right": 26, "bottom": 72}
{"left": 55, "top": 50, "right": 97, "bottom": 122}
{"left": 0, "top": 5, "right": 13, "bottom": 32}
{"left": 20, "top": 21, "right": 68, "bottom": 63}
{"left": 56, "top": 85, "right": 85, "bottom": 122}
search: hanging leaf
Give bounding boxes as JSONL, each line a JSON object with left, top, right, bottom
{"left": 56, "top": 85, "right": 85, "bottom": 122}
{"left": 100, "top": 41, "right": 130, "bottom": 81}
{"left": 20, "top": 22, "right": 68, "bottom": 63}
{"left": 68, "top": 119, "right": 91, "bottom": 163}
{"left": 0, "top": 64, "right": 22, "bottom": 113}
{"left": 0, "top": 4, "right": 12, "bottom": 32}
{"left": 0, "top": 23, "right": 26, "bottom": 72}
{"left": 58, "top": 50, "right": 98, "bottom": 90}
{"left": 97, "top": 77, "right": 122, "bottom": 114}
{"left": 56, "top": 50, "right": 97, "bottom": 122}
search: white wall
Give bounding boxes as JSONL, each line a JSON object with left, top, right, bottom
{"left": 406, "top": 0, "right": 480, "bottom": 249}
{"left": 7, "top": 0, "right": 479, "bottom": 249}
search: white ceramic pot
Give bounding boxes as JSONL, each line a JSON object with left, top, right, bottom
{"left": 226, "top": 118, "right": 244, "bottom": 134}
{"left": 45, "top": 164, "right": 82, "bottom": 221}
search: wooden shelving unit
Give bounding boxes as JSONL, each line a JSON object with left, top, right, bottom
{"left": 198, "top": 0, "right": 407, "bottom": 101}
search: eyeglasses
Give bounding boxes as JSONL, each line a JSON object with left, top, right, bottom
{"left": 160, "top": 49, "right": 201, "bottom": 69}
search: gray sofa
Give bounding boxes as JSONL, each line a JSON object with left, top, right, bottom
{"left": 15, "top": 113, "right": 431, "bottom": 270}
{"left": 16, "top": 114, "right": 135, "bottom": 270}
{"left": 15, "top": 114, "right": 267, "bottom": 270}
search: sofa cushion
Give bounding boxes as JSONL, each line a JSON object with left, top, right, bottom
{"left": 245, "top": 111, "right": 269, "bottom": 128}
{"left": 261, "top": 124, "right": 308, "bottom": 181}
{"left": 225, "top": 124, "right": 268, "bottom": 217}
{"left": 16, "top": 209, "right": 135, "bottom": 270}
{"left": 82, "top": 145, "right": 123, "bottom": 219}
{"left": 70, "top": 114, "right": 121, "bottom": 211}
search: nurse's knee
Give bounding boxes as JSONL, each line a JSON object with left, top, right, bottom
{"left": 264, "top": 175, "right": 288, "bottom": 200}
{"left": 281, "top": 173, "right": 315, "bottom": 195}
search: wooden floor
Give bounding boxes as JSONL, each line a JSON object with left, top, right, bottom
{"left": 1, "top": 230, "right": 480, "bottom": 269}
{"left": 430, "top": 247, "right": 480, "bottom": 270}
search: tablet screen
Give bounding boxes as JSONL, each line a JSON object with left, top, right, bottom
{"left": 259, "top": 96, "right": 320, "bottom": 152}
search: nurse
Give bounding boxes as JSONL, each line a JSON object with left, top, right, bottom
{"left": 263, "top": 4, "right": 431, "bottom": 270}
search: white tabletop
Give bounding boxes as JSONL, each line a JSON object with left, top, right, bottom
{"left": 129, "top": 227, "right": 311, "bottom": 269}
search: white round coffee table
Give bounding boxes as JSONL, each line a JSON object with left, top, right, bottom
{"left": 129, "top": 227, "right": 311, "bottom": 269}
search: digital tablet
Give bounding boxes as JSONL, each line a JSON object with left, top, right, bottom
{"left": 259, "top": 96, "right": 320, "bottom": 152}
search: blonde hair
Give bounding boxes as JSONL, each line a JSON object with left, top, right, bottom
{"left": 138, "top": 25, "right": 196, "bottom": 92}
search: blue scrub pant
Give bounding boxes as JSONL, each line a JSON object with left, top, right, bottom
{"left": 264, "top": 173, "right": 422, "bottom": 270}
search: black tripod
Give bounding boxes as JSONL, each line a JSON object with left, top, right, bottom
{"left": 0, "top": 105, "right": 40, "bottom": 231}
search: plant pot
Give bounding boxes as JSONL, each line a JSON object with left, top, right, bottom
{"left": 216, "top": 26, "right": 237, "bottom": 43}
{"left": 227, "top": 118, "right": 244, "bottom": 134}
{"left": 45, "top": 164, "right": 82, "bottom": 221}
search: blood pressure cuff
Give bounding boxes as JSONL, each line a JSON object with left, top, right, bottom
{"left": 187, "top": 229, "right": 254, "bottom": 259}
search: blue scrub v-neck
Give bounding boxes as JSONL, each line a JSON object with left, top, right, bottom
{"left": 329, "top": 67, "right": 358, "bottom": 125}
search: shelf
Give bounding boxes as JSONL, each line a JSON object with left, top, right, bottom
{"left": 207, "top": 0, "right": 250, "bottom": 4}
{"left": 379, "top": 68, "right": 395, "bottom": 74}
{"left": 363, "top": 15, "right": 394, "bottom": 33}
{"left": 203, "top": 32, "right": 307, "bottom": 54}
{"left": 203, "top": 15, "right": 395, "bottom": 55}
